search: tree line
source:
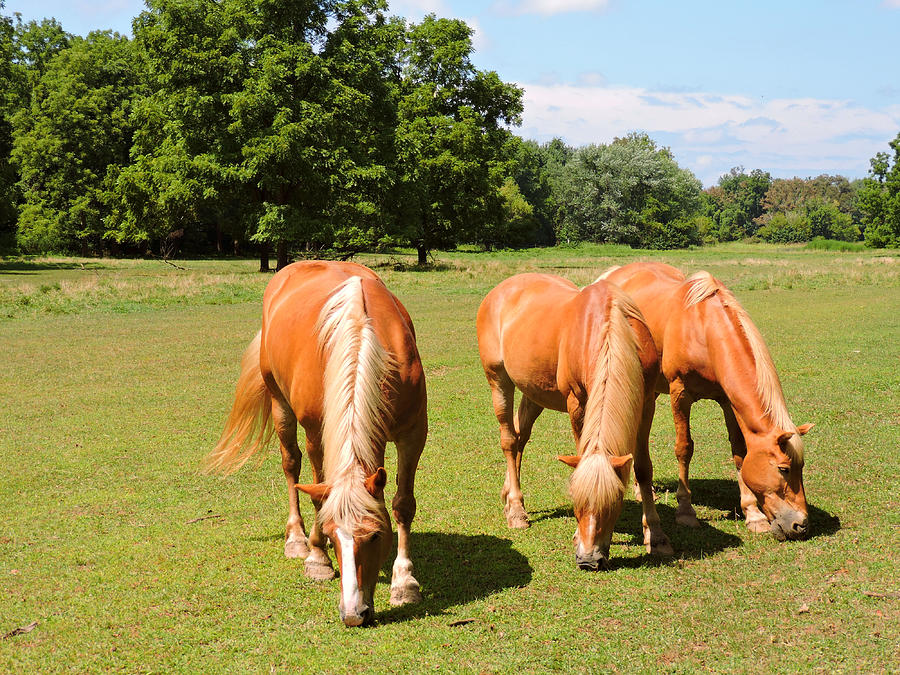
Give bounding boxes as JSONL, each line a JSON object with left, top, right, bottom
{"left": 1, "top": 0, "right": 898, "bottom": 267}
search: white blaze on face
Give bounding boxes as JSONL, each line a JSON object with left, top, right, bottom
{"left": 336, "top": 528, "right": 360, "bottom": 614}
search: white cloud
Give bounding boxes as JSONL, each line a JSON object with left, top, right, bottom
{"left": 498, "top": 0, "right": 612, "bottom": 15}
{"left": 463, "top": 16, "right": 490, "bottom": 53}
{"left": 882, "top": 0, "right": 900, "bottom": 8}
{"left": 518, "top": 83, "right": 900, "bottom": 185}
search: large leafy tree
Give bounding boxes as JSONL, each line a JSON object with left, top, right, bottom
{"left": 0, "top": 2, "right": 17, "bottom": 248}
{"left": 231, "top": 0, "right": 401, "bottom": 265}
{"left": 109, "top": 0, "right": 248, "bottom": 257}
{"left": 556, "top": 132, "right": 702, "bottom": 247}
{"left": 12, "top": 31, "right": 140, "bottom": 253}
{"left": 506, "top": 137, "right": 555, "bottom": 245}
{"left": 391, "top": 14, "right": 523, "bottom": 263}
{"left": 857, "top": 133, "right": 900, "bottom": 248}
{"left": 119, "top": 0, "right": 402, "bottom": 268}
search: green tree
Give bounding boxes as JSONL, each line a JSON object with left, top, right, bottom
{"left": 556, "top": 132, "right": 701, "bottom": 247}
{"left": 712, "top": 167, "right": 771, "bottom": 239}
{"left": 391, "top": 14, "right": 523, "bottom": 264}
{"left": 0, "top": 1, "right": 18, "bottom": 248}
{"left": 12, "top": 31, "right": 140, "bottom": 253}
{"left": 805, "top": 199, "right": 858, "bottom": 242}
{"left": 120, "top": 0, "right": 404, "bottom": 268}
{"left": 506, "top": 137, "right": 554, "bottom": 245}
{"left": 475, "top": 176, "right": 538, "bottom": 250}
{"left": 857, "top": 133, "right": 900, "bottom": 248}
{"left": 110, "top": 0, "right": 248, "bottom": 258}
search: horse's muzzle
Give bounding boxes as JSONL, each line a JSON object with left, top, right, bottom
{"left": 340, "top": 604, "right": 374, "bottom": 627}
{"left": 771, "top": 510, "right": 810, "bottom": 541}
{"left": 575, "top": 546, "right": 610, "bottom": 571}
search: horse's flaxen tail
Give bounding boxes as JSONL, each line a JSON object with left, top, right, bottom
{"left": 205, "top": 331, "right": 274, "bottom": 475}
{"left": 316, "top": 276, "right": 394, "bottom": 531}
{"left": 569, "top": 285, "right": 644, "bottom": 514}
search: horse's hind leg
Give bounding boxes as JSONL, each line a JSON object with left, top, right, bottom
{"left": 272, "top": 395, "right": 310, "bottom": 559}
{"left": 721, "top": 402, "right": 770, "bottom": 533}
{"left": 487, "top": 368, "right": 529, "bottom": 528}
{"left": 670, "top": 381, "right": 700, "bottom": 527}
{"left": 390, "top": 416, "right": 426, "bottom": 607}
{"left": 634, "top": 393, "right": 673, "bottom": 555}
{"left": 515, "top": 395, "right": 543, "bottom": 469}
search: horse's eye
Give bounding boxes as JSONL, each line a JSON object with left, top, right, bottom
{"left": 777, "top": 466, "right": 790, "bottom": 477}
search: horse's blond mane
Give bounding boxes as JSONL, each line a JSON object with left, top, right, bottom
{"left": 316, "top": 276, "right": 393, "bottom": 531}
{"left": 593, "top": 265, "right": 621, "bottom": 284}
{"left": 569, "top": 285, "right": 644, "bottom": 514}
{"left": 683, "top": 272, "right": 801, "bottom": 461}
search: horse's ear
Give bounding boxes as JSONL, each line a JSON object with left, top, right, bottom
{"left": 364, "top": 467, "right": 387, "bottom": 497}
{"left": 775, "top": 431, "right": 794, "bottom": 447}
{"left": 796, "top": 423, "right": 814, "bottom": 436}
{"left": 557, "top": 455, "right": 581, "bottom": 469}
{"left": 296, "top": 482, "right": 331, "bottom": 502}
{"left": 609, "top": 454, "right": 633, "bottom": 484}
{"left": 609, "top": 454, "right": 633, "bottom": 470}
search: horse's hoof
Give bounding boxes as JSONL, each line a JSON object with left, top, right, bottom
{"left": 504, "top": 504, "right": 530, "bottom": 529}
{"left": 506, "top": 513, "right": 530, "bottom": 529}
{"left": 304, "top": 559, "right": 335, "bottom": 581}
{"left": 390, "top": 583, "right": 422, "bottom": 607}
{"left": 675, "top": 512, "right": 701, "bottom": 528}
{"left": 648, "top": 539, "right": 674, "bottom": 556}
{"left": 284, "top": 539, "right": 310, "bottom": 559}
{"left": 746, "top": 519, "right": 771, "bottom": 534}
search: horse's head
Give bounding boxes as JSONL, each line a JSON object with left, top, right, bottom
{"left": 740, "top": 423, "right": 813, "bottom": 541}
{"left": 297, "top": 468, "right": 392, "bottom": 627}
{"left": 558, "top": 453, "right": 633, "bottom": 570}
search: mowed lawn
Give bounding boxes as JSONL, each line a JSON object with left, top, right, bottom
{"left": 0, "top": 244, "right": 897, "bottom": 672}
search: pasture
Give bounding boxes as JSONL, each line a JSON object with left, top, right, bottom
{"left": 1, "top": 244, "right": 898, "bottom": 672}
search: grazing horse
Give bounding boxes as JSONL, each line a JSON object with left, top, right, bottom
{"left": 207, "top": 261, "right": 427, "bottom": 626}
{"left": 602, "top": 262, "right": 812, "bottom": 541}
{"left": 477, "top": 274, "right": 672, "bottom": 570}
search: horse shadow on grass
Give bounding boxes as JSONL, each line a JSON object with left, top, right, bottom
{"left": 376, "top": 531, "right": 532, "bottom": 624}
{"left": 653, "top": 478, "right": 841, "bottom": 539}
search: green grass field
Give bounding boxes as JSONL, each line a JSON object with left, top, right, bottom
{"left": 1, "top": 244, "right": 898, "bottom": 673}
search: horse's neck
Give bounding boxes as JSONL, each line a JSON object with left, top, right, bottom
{"left": 703, "top": 305, "right": 781, "bottom": 436}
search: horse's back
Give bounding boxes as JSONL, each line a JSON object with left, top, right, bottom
{"left": 261, "top": 261, "right": 423, "bottom": 428}
{"left": 477, "top": 273, "right": 579, "bottom": 411}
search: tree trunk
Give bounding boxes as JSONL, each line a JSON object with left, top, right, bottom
{"left": 417, "top": 245, "right": 428, "bottom": 265}
{"left": 276, "top": 240, "right": 289, "bottom": 271}
{"left": 259, "top": 243, "right": 270, "bottom": 272}
{"left": 215, "top": 222, "right": 223, "bottom": 254}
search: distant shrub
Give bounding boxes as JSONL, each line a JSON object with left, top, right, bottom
{"left": 805, "top": 237, "right": 866, "bottom": 252}
{"left": 806, "top": 200, "right": 859, "bottom": 242}
{"left": 639, "top": 217, "right": 701, "bottom": 250}
{"left": 757, "top": 210, "right": 811, "bottom": 243}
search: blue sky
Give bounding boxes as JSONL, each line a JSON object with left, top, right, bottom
{"left": 6, "top": 0, "right": 900, "bottom": 185}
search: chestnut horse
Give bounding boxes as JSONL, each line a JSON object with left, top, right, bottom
{"left": 207, "top": 261, "right": 427, "bottom": 626}
{"left": 602, "top": 262, "right": 812, "bottom": 540}
{"left": 477, "top": 274, "right": 672, "bottom": 570}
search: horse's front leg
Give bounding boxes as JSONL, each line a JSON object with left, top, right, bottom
{"left": 634, "top": 392, "right": 672, "bottom": 555}
{"left": 488, "top": 369, "right": 529, "bottom": 528}
{"left": 720, "top": 402, "right": 770, "bottom": 533}
{"left": 301, "top": 427, "right": 336, "bottom": 580}
{"left": 272, "top": 396, "right": 310, "bottom": 559}
{"left": 390, "top": 417, "right": 426, "bottom": 607}
{"left": 670, "top": 380, "right": 700, "bottom": 527}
